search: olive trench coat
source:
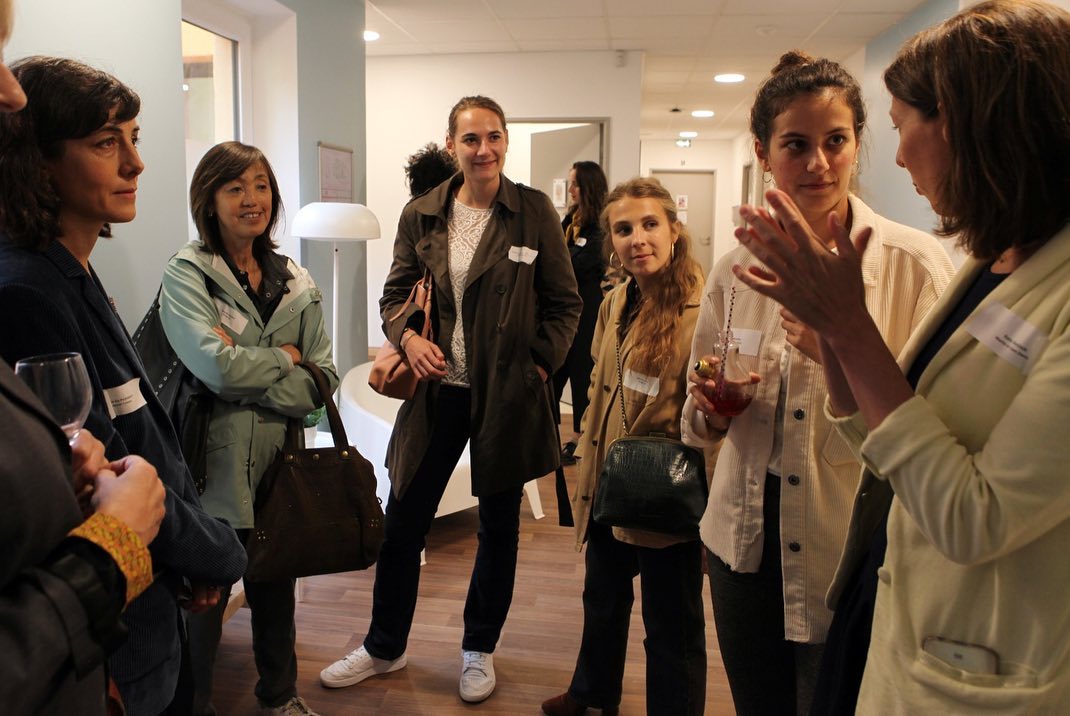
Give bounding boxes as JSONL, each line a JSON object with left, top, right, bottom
{"left": 382, "top": 174, "right": 581, "bottom": 498}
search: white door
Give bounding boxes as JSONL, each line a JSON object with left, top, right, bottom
{"left": 651, "top": 170, "right": 716, "bottom": 277}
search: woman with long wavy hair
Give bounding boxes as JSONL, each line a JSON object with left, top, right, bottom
{"left": 543, "top": 177, "right": 708, "bottom": 716}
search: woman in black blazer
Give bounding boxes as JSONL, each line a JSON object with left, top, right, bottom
{"left": 554, "top": 160, "right": 608, "bottom": 463}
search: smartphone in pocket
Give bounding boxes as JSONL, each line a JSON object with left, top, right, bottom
{"left": 923, "top": 636, "right": 1000, "bottom": 675}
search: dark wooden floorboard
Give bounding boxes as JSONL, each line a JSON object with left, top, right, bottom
{"left": 210, "top": 435, "right": 735, "bottom": 715}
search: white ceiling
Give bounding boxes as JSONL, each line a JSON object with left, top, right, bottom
{"left": 365, "top": 0, "right": 928, "bottom": 141}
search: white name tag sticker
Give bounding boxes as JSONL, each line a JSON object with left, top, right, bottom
{"left": 508, "top": 246, "right": 538, "bottom": 264}
{"left": 730, "top": 327, "right": 762, "bottom": 357}
{"left": 966, "top": 302, "right": 1048, "bottom": 374}
{"left": 213, "top": 297, "right": 249, "bottom": 335}
{"left": 623, "top": 368, "right": 660, "bottom": 397}
{"left": 574, "top": 237, "right": 588, "bottom": 247}
{"left": 103, "top": 377, "right": 147, "bottom": 420}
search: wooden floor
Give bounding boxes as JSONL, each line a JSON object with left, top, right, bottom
{"left": 211, "top": 446, "right": 736, "bottom": 715}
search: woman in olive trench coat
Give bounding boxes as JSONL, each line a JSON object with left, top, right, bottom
{"left": 320, "top": 96, "right": 580, "bottom": 703}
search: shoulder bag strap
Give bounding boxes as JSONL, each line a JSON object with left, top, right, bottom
{"left": 614, "top": 332, "right": 630, "bottom": 436}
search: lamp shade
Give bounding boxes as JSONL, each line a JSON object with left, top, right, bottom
{"left": 291, "top": 202, "right": 380, "bottom": 242}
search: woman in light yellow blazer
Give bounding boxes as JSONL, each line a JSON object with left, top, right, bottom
{"left": 732, "top": 1, "right": 1070, "bottom": 712}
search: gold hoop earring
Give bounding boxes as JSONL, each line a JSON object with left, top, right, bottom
{"left": 610, "top": 252, "right": 623, "bottom": 270}
{"left": 670, "top": 242, "right": 676, "bottom": 261}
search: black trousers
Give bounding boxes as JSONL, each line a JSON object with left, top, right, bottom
{"left": 707, "top": 475, "right": 824, "bottom": 716}
{"left": 364, "top": 385, "right": 524, "bottom": 659}
{"left": 568, "top": 520, "right": 706, "bottom": 715}
{"left": 552, "top": 277, "right": 603, "bottom": 434}
{"left": 187, "top": 529, "right": 298, "bottom": 713}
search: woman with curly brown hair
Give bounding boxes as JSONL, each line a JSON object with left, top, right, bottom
{"left": 543, "top": 177, "right": 707, "bottom": 716}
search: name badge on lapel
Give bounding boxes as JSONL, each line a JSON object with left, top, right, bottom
{"left": 103, "top": 377, "right": 148, "bottom": 419}
{"left": 214, "top": 297, "right": 249, "bottom": 335}
{"left": 966, "top": 302, "right": 1048, "bottom": 375}
{"left": 508, "top": 246, "right": 538, "bottom": 265}
{"left": 623, "top": 369, "right": 660, "bottom": 397}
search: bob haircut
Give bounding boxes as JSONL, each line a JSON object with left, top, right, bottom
{"left": 884, "top": 0, "right": 1070, "bottom": 259}
{"left": 0, "top": 56, "right": 140, "bottom": 249}
{"left": 189, "top": 141, "right": 282, "bottom": 256}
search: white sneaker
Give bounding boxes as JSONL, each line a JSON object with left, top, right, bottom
{"left": 319, "top": 645, "right": 407, "bottom": 688}
{"left": 459, "top": 650, "right": 496, "bottom": 703}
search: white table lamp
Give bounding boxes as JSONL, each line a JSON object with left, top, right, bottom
{"left": 291, "top": 202, "right": 381, "bottom": 369}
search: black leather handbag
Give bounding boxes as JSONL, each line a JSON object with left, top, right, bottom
{"left": 244, "top": 363, "right": 385, "bottom": 582}
{"left": 592, "top": 335, "right": 707, "bottom": 539}
{"left": 132, "top": 285, "right": 214, "bottom": 494}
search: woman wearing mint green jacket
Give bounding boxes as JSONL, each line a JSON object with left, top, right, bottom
{"left": 160, "top": 141, "right": 336, "bottom": 716}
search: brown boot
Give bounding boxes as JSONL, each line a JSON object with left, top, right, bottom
{"left": 540, "top": 691, "right": 619, "bottom": 716}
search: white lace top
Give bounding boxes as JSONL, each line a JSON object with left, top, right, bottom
{"left": 444, "top": 197, "right": 493, "bottom": 386}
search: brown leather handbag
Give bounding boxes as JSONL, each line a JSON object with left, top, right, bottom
{"left": 368, "top": 268, "right": 433, "bottom": 400}
{"left": 244, "top": 363, "right": 384, "bottom": 581}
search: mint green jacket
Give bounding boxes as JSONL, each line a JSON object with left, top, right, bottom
{"left": 160, "top": 242, "right": 338, "bottom": 528}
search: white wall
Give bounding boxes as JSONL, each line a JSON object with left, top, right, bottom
{"left": 365, "top": 50, "right": 643, "bottom": 347}
{"left": 640, "top": 139, "right": 738, "bottom": 268}
{"left": 859, "top": 0, "right": 963, "bottom": 265}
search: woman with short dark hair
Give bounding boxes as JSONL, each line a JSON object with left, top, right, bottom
{"left": 0, "top": 56, "right": 246, "bottom": 715}
{"left": 162, "top": 140, "right": 335, "bottom": 716}
{"left": 733, "top": 1, "right": 1070, "bottom": 711}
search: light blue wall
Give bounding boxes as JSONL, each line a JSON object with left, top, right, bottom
{"left": 7, "top": 0, "right": 189, "bottom": 326}
{"left": 278, "top": 0, "right": 368, "bottom": 375}
{"left": 7, "top": 0, "right": 368, "bottom": 374}
{"left": 858, "top": 0, "right": 961, "bottom": 261}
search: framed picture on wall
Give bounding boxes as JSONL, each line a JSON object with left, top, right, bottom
{"left": 318, "top": 142, "right": 353, "bottom": 203}
{"left": 552, "top": 178, "right": 567, "bottom": 208}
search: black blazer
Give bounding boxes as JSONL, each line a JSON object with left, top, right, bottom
{"left": 0, "top": 238, "right": 246, "bottom": 711}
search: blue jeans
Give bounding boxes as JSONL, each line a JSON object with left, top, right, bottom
{"left": 364, "top": 385, "right": 524, "bottom": 659}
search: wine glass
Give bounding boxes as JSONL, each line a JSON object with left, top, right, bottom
{"left": 695, "top": 330, "right": 757, "bottom": 417}
{"left": 14, "top": 352, "right": 93, "bottom": 443}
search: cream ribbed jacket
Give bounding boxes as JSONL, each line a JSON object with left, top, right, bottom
{"left": 681, "top": 195, "right": 955, "bottom": 642}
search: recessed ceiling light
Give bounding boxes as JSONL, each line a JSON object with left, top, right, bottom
{"left": 675, "top": 139, "right": 692, "bottom": 148}
{"left": 364, "top": 30, "right": 380, "bottom": 42}
{"left": 679, "top": 131, "right": 698, "bottom": 138}
{"left": 691, "top": 109, "right": 715, "bottom": 118}
{"left": 715, "top": 73, "right": 745, "bottom": 83}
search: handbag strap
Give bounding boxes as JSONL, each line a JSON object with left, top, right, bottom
{"left": 613, "top": 333, "right": 631, "bottom": 436}
{"left": 296, "top": 362, "right": 350, "bottom": 449}
{"left": 387, "top": 267, "right": 433, "bottom": 324}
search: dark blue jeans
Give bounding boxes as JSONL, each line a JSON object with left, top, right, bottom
{"left": 187, "top": 529, "right": 297, "bottom": 713}
{"left": 568, "top": 520, "right": 706, "bottom": 715}
{"left": 707, "top": 474, "right": 824, "bottom": 716}
{"left": 364, "top": 385, "right": 524, "bottom": 659}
